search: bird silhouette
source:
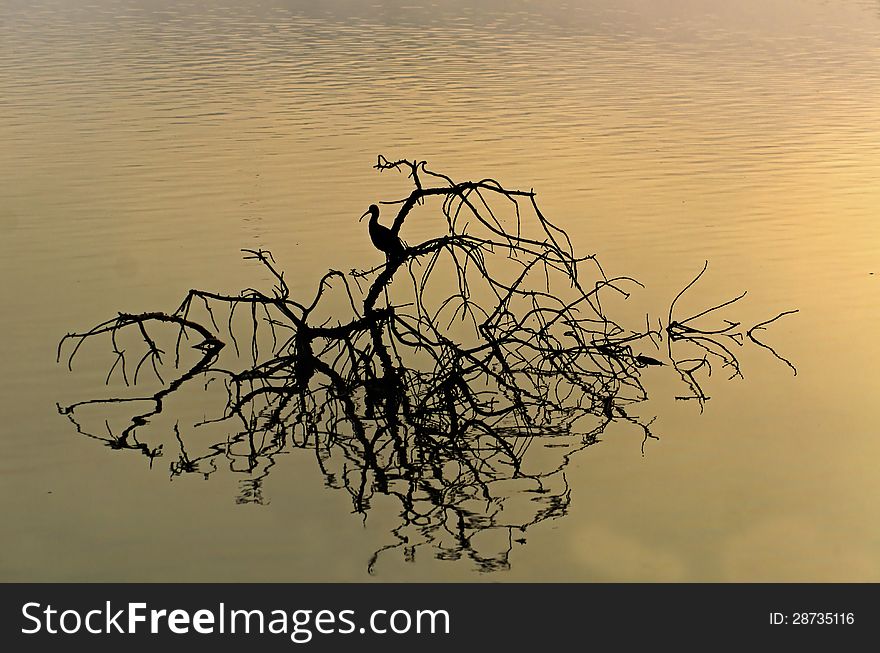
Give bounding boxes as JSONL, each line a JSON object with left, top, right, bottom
{"left": 360, "top": 204, "right": 406, "bottom": 262}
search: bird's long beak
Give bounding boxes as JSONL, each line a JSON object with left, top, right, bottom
{"left": 359, "top": 210, "right": 369, "bottom": 222}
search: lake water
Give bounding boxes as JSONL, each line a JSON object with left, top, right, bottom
{"left": 2, "top": 0, "right": 879, "bottom": 581}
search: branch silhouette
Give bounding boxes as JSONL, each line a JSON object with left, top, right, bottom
{"left": 57, "top": 157, "right": 796, "bottom": 572}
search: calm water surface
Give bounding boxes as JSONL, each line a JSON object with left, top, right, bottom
{"left": 2, "top": 0, "right": 879, "bottom": 581}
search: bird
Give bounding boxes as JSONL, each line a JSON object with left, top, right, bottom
{"left": 360, "top": 204, "right": 406, "bottom": 262}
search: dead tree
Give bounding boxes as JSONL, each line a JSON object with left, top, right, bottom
{"left": 57, "top": 157, "right": 796, "bottom": 572}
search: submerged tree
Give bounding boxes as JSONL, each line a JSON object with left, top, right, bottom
{"left": 57, "top": 157, "right": 796, "bottom": 572}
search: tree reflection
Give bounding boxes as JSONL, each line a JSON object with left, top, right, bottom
{"left": 57, "top": 157, "right": 796, "bottom": 572}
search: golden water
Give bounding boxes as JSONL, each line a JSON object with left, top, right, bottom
{"left": 2, "top": 0, "right": 879, "bottom": 581}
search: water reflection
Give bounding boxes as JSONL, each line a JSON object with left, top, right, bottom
{"left": 57, "top": 159, "right": 793, "bottom": 572}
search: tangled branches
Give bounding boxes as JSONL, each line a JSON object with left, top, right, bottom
{"left": 57, "top": 157, "right": 796, "bottom": 572}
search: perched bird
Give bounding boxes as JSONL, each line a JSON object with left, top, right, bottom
{"left": 360, "top": 204, "right": 406, "bottom": 262}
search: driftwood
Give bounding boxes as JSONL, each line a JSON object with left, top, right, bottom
{"left": 57, "top": 157, "right": 796, "bottom": 572}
